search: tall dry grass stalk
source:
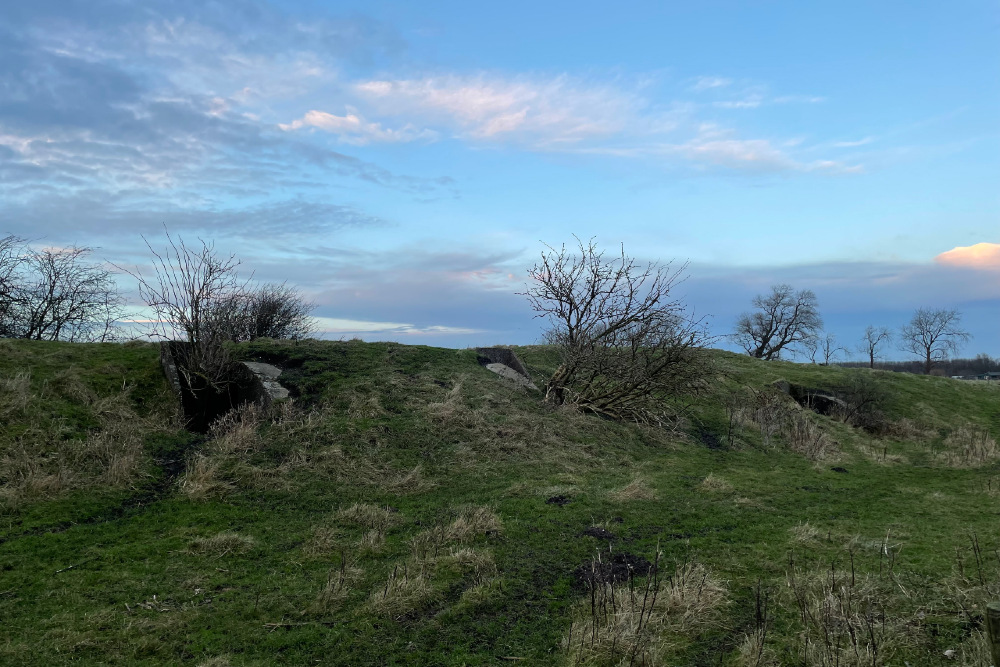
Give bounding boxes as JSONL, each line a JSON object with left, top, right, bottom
{"left": 940, "top": 425, "right": 998, "bottom": 467}
{"left": 564, "top": 550, "right": 726, "bottom": 666}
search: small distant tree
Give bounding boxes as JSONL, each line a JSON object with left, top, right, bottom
{"left": 733, "top": 284, "right": 822, "bottom": 360}
{"left": 858, "top": 325, "right": 892, "bottom": 369}
{"left": 818, "top": 333, "right": 845, "bottom": 365}
{"left": 522, "top": 238, "right": 710, "bottom": 424}
{"left": 0, "top": 235, "right": 125, "bottom": 342}
{"left": 899, "top": 308, "right": 971, "bottom": 374}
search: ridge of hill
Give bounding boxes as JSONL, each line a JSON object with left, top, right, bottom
{"left": 1, "top": 338, "right": 999, "bottom": 665}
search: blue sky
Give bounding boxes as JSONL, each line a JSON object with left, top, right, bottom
{"left": 2, "top": 0, "right": 998, "bottom": 358}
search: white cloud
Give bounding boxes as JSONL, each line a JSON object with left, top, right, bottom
{"left": 691, "top": 76, "right": 733, "bottom": 91}
{"left": 833, "top": 137, "right": 875, "bottom": 148}
{"left": 355, "top": 74, "right": 644, "bottom": 145}
{"left": 279, "top": 108, "right": 435, "bottom": 144}
{"left": 714, "top": 95, "right": 764, "bottom": 109}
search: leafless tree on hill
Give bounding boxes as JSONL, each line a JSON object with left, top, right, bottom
{"left": 733, "top": 284, "right": 822, "bottom": 360}
{"left": 0, "top": 235, "right": 125, "bottom": 342}
{"left": 858, "top": 325, "right": 892, "bottom": 369}
{"left": 522, "top": 237, "right": 710, "bottom": 424}
{"left": 122, "top": 232, "right": 249, "bottom": 392}
{"left": 899, "top": 308, "right": 971, "bottom": 374}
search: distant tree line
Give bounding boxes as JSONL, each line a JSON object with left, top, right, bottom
{"left": 733, "top": 284, "right": 975, "bottom": 375}
{"left": 839, "top": 354, "right": 997, "bottom": 377}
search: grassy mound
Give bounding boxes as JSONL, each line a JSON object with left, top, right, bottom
{"left": 1, "top": 338, "right": 999, "bottom": 665}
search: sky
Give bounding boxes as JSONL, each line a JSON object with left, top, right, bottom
{"left": 1, "top": 0, "right": 998, "bottom": 359}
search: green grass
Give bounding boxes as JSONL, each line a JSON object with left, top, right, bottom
{"left": 2, "top": 338, "right": 999, "bottom": 665}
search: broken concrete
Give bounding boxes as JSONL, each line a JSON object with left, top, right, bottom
{"left": 485, "top": 362, "right": 539, "bottom": 391}
{"left": 241, "top": 361, "right": 290, "bottom": 401}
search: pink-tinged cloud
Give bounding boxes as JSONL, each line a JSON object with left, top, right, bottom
{"left": 279, "top": 109, "right": 435, "bottom": 145}
{"left": 934, "top": 242, "right": 1000, "bottom": 270}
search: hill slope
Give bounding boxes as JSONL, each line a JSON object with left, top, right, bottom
{"left": 2, "top": 338, "right": 999, "bottom": 665}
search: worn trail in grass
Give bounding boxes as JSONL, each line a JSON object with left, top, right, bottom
{"left": 2, "top": 339, "right": 999, "bottom": 665}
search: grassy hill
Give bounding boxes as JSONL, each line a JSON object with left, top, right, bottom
{"left": 2, "top": 337, "right": 999, "bottom": 666}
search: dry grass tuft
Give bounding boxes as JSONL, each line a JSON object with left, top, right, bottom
{"left": 734, "top": 629, "right": 780, "bottom": 667}
{"left": 410, "top": 506, "right": 503, "bottom": 560}
{"left": 337, "top": 503, "right": 401, "bottom": 531}
{"left": 610, "top": 477, "right": 659, "bottom": 502}
{"left": 0, "top": 363, "right": 174, "bottom": 507}
{"left": 312, "top": 559, "right": 364, "bottom": 612}
{"left": 386, "top": 465, "right": 436, "bottom": 494}
{"left": 564, "top": 554, "right": 727, "bottom": 666}
{"left": 940, "top": 425, "right": 999, "bottom": 467}
{"left": 788, "top": 522, "right": 821, "bottom": 544}
{"left": 357, "top": 529, "right": 385, "bottom": 554}
{"left": 365, "top": 563, "right": 438, "bottom": 617}
{"left": 0, "top": 371, "right": 33, "bottom": 417}
{"left": 187, "top": 532, "right": 256, "bottom": 557}
{"left": 699, "top": 473, "right": 733, "bottom": 493}
{"left": 178, "top": 453, "right": 234, "bottom": 500}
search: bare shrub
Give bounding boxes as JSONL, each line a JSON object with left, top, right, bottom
{"left": 207, "top": 282, "right": 315, "bottom": 342}
{"left": 123, "top": 232, "right": 247, "bottom": 393}
{"left": 785, "top": 413, "right": 836, "bottom": 461}
{"left": 0, "top": 235, "right": 126, "bottom": 342}
{"left": 521, "top": 237, "right": 711, "bottom": 424}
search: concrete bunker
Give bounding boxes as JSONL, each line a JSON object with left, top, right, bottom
{"left": 160, "top": 342, "right": 290, "bottom": 432}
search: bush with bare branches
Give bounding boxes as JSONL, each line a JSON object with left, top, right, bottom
{"left": 207, "top": 282, "right": 315, "bottom": 342}
{"left": 521, "top": 238, "right": 711, "bottom": 424}
{"left": 123, "top": 232, "right": 248, "bottom": 392}
{"left": 0, "top": 234, "right": 125, "bottom": 342}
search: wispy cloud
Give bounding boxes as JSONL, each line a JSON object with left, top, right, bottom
{"left": 833, "top": 137, "right": 875, "bottom": 148}
{"left": 578, "top": 125, "right": 862, "bottom": 174}
{"left": 355, "top": 74, "right": 646, "bottom": 145}
{"left": 691, "top": 76, "right": 733, "bottom": 91}
{"left": 279, "top": 108, "right": 436, "bottom": 144}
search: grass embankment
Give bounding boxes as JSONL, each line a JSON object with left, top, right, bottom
{"left": 1, "top": 338, "right": 999, "bottom": 665}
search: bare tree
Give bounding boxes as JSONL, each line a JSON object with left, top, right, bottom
{"left": 521, "top": 238, "right": 710, "bottom": 424}
{"left": 858, "top": 325, "right": 892, "bottom": 369}
{"left": 899, "top": 308, "right": 971, "bottom": 374}
{"left": 0, "top": 235, "right": 26, "bottom": 338}
{"left": 123, "top": 232, "right": 249, "bottom": 391}
{"left": 207, "top": 282, "right": 315, "bottom": 342}
{"left": 818, "top": 333, "right": 845, "bottom": 365}
{"left": 0, "top": 235, "right": 125, "bottom": 342}
{"left": 733, "top": 284, "right": 822, "bottom": 360}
